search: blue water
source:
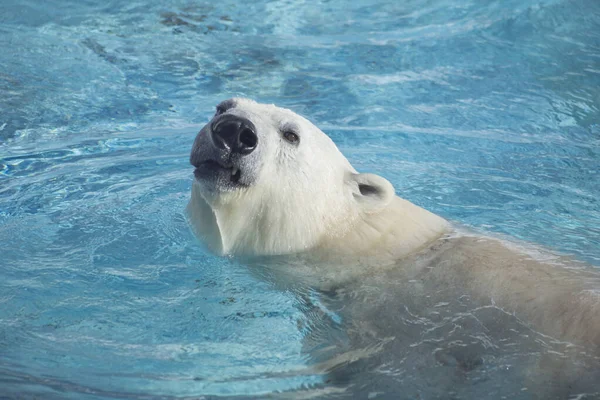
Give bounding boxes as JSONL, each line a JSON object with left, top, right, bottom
{"left": 1, "top": 0, "right": 600, "bottom": 398}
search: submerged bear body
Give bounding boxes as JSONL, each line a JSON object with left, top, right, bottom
{"left": 187, "top": 98, "right": 600, "bottom": 397}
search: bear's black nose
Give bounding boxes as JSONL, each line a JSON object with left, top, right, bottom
{"left": 210, "top": 115, "right": 257, "bottom": 155}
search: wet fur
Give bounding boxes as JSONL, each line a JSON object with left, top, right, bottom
{"left": 188, "top": 99, "right": 600, "bottom": 397}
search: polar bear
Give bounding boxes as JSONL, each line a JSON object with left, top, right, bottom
{"left": 187, "top": 98, "right": 600, "bottom": 396}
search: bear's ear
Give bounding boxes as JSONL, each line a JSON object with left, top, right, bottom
{"left": 349, "top": 173, "right": 395, "bottom": 213}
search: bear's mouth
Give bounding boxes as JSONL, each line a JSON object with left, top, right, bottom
{"left": 194, "top": 160, "right": 242, "bottom": 184}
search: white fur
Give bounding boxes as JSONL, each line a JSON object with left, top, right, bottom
{"left": 188, "top": 98, "right": 449, "bottom": 259}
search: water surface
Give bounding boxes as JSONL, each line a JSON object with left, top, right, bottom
{"left": 1, "top": 0, "right": 599, "bottom": 398}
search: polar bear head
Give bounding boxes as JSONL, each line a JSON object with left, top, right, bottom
{"left": 187, "top": 98, "right": 396, "bottom": 257}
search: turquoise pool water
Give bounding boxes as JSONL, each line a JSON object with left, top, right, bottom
{"left": 1, "top": 0, "right": 599, "bottom": 398}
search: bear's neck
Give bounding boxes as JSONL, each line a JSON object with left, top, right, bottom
{"left": 240, "top": 196, "right": 451, "bottom": 291}
{"left": 188, "top": 182, "right": 449, "bottom": 267}
{"left": 312, "top": 195, "right": 450, "bottom": 264}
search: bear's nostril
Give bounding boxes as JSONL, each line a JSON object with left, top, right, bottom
{"left": 239, "top": 128, "right": 257, "bottom": 149}
{"left": 210, "top": 115, "right": 257, "bottom": 155}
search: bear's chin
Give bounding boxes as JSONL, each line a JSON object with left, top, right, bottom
{"left": 193, "top": 161, "right": 249, "bottom": 194}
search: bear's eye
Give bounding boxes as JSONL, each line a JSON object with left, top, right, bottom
{"left": 282, "top": 130, "right": 300, "bottom": 144}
